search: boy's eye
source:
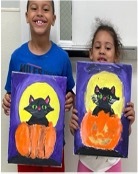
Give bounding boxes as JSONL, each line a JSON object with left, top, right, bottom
{"left": 30, "top": 4, "right": 37, "bottom": 10}
{"left": 32, "top": 7, "right": 37, "bottom": 10}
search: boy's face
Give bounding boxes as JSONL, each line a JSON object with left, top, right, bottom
{"left": 26, "top": 0, "right": 56, "bottom": 35}
{"left": 89, "top": 30, "right": 118, "bottom": 63}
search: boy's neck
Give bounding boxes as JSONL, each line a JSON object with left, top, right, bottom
{"left": 28, "top": 38, "right": 52, "bottom": 55}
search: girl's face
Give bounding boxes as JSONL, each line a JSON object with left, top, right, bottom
{"left": 26, "top": 0, "right": 56, "bottom": 36}
{"left": 89, "top": 30, "right": 118, "bottom": 63}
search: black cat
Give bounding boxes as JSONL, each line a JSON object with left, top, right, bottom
{"left": 24, "top": 95, "right": 54, "bottom": 126}
{"left": 92, "top": 85, "right": 119, "bottom": 116}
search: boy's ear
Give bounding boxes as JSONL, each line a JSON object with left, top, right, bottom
{"left": 89, "top": 48, "right": 93, "bottom": 61}
{"left": 52, "top": 15, "right": 56, "bottom": 26}
{"left": 25, "top": 12, "right": 29, "bottom": 23}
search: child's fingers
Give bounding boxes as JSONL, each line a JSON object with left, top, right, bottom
{"left": 65, "top": 96, "right": 73, "bottom": 105}
{"left": 2, "top": 103, "right": 10, "bottom": 115}
{"left": 5, "top": 93, "right": 11, "bottom": 102}
{"left": 65, "top": 104, "right": 72, "bottom": 112}
{"left": 69, "top": 121, "right": 79, "bottom": 132}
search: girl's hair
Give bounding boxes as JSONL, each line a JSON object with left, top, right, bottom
{"left": 26, "top": 0, "right": 55, "bottom": 14}
{"left": 91, "top": 18, "right": 123, "bottom": 58}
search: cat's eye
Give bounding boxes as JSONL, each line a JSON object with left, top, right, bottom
{"left": 98, "top": 94, "right": 102, "bottom": 99}
{"left": 42, "top": 105, "right": 47, "bottom": 110}
{"left": 32, "top": 104, "right": 37, "bottom": 109}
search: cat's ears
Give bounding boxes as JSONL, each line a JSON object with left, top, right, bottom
{"left": 111, "top": 86, "right": 115, "bottom": 94}
{"left": 95, "top": 85, "right": 100, "bottom": 93}
{"left": 29, "top": 95, "right": 50, "bottom": 104}
{"left": 45, "top": 96, "right": 50, "bottom": 104}
{"left": 94, "top": 85, "right": 116, "bottom": 94}
{"left": 29, "top": 95, "right": 34, "bottom": 103}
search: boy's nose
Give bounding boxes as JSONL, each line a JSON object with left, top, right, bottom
{"left": 37, "top": 9, "right": 43, "bottom": 17}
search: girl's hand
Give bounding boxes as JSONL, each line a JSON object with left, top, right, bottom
{"left": 65, "top": 92, "right": 75, "bottom": 112}
{"left": 2, "top": 93, "right": 11, "bottom": 116}
{"left": 69, "top": 108, "right": 79, "bottom": 135}
{"left": 124, "top": 102, "right": 135, "bottom": 135}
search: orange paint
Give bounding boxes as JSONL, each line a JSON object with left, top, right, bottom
{"left": 15, "top": 122, "right": 56, "bottom": 159}
{"left": 81, "top": 111, "right": 122, "bottom": 150}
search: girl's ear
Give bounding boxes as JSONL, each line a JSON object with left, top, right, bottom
{"left": 25, "top": 12, "right": 29, "bottom": 23}
{"left": 114, "top": 56, "right": 119, "bottom": 63}
{"left": 89, "top": 48, "right": 93, "bottom": 61}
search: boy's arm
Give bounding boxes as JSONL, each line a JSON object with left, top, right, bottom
{"left": 2, "top": 93, "right": 11, "bottom": 116}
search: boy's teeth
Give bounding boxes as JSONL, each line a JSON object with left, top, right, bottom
{"left": 36, "top": 21, "right": 43, "bottom": 24}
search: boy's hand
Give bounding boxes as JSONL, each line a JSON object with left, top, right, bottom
{"left": 124, "top": 102, "right": 135, "bottom": 135}
{"left": 2, "top": 93, "right": 11, "bottom": 116}
{"left": 65, "top": 92, "right": 74, "bottom": 112}
{"left": 69, "top": 108, "right": 79, "bottom": 135}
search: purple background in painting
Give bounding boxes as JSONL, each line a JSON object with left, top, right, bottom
{"left": 74, "top": 61, "right": 132, "bottom": 157}
{"left": 8, "top": 72, "right": 67, "bottom": 164}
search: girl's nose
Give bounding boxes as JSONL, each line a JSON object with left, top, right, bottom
{"left": 99, "top": 47, "right": 105, "bottom": 54}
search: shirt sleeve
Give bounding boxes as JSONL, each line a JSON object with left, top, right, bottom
{"left": 63, "top": 55, "right": 75, "bottom": 92}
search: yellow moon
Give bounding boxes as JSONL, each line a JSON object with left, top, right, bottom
{"left": 85, "top": 71, "right": 124, "bottom": 118}
{"left": 19, "top": 82, "right": 60, "bottom": 126}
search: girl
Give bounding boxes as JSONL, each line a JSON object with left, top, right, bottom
{"left": 69, "top": 19, "right": 135, "bottom": 172}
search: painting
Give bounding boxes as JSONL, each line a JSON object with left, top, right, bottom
{"left": 8, "top": 72, "right": 67, "bottom": 166}
{"left": 74, "top": 61, "right": 132, "bottom": 158}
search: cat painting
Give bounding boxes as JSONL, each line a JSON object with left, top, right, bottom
{"left": 92, "top": 85, "right": 119, "bottom": 116}
{"left": 24, "top": 95, "right": 54, "bottom": 126}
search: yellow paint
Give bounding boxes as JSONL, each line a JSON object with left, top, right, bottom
{"left": 85, "top": 71, "right": 124, "bottom": 118}
{"left": 19, "top": 82, "right": 60, "bottom": 126}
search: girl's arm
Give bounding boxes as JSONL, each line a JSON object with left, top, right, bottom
{"left": 124, "top": 102, "right": 135, "bottom": 135}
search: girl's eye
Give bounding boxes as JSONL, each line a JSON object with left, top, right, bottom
{"left": 95, "top": 46, "right": 100, "bottom": 49}
{"left": 32, "top": 105, "right": 37, "bottom": 109}
{"left": 44, "top": 8, "right": 49, "bottom": 12}
{"left": 106, "top": 47, "right": 111, "bottom": 50}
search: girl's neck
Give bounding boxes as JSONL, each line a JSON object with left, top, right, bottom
{"left": 28, "top": 36, "right": 52, "bottom": 55}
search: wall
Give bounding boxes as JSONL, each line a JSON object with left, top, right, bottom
{"left": 72, "top": 1, "right": 137, "bottom": 47}
{"left": 1, "top": 6, "right": 137, "bottom": 173}
{"left": 1, "top": 9, "right": 21, "bottom": 172}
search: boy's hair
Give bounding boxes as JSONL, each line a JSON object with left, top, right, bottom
{"left": 26, "top": 0, "right": 55, "bottom": 14}
{"left": 91, "top": 18, "right": 123, "bottom": 58}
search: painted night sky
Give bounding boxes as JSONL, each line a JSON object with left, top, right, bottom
{"left": 74, "top": 61, "right": 132, "bottom": 158}
{"left": 8, "top": 72, "right": 67, "bottom": 166}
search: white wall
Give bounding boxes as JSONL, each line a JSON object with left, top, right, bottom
{"left": 1, "top": 8, "right": 137, "bottom": 173}
{"left": 1, "top": 9, "right": 21, "bottom": 172}
{"left": 72, "top": 1, "right": 137, "bottom": 47}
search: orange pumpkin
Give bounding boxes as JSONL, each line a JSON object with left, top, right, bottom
{"left": 81, "top": 111, "right": 122, "bottom": 150}
{"left": 15, "top": 122, "right": 56, "bottom": 159}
